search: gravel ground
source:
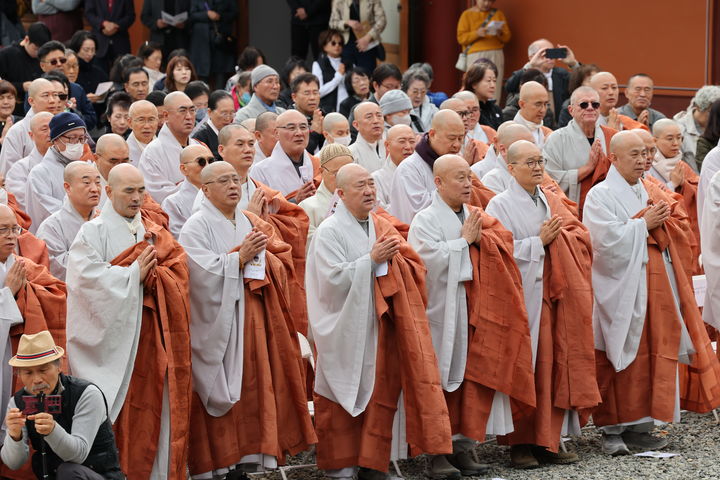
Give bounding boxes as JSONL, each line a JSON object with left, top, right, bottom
{"left": 266, "top": 411, "right": 720, "bottom": 480}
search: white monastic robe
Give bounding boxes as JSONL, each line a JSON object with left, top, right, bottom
{"left": 253, "top": 142, "right": 268, "bottom": 166}
{"left": 25, "top": 148, "right": 76, "bottom": 233}
{"left": 544, "top": 119, "right": 610, "bottom": 203}
{"left": 470, "top": 145, "right": 501, "bottom": 179}
{"left": 298, "top": 180, "right": 335, "bottom": 242}
{"left": 481, "top": 160, "right": 512, "bottom": 194}
{"left": 127, "top": 132, "right": 151, "bottom": 167}
{"left": 66, "top": 205, "right": 172, "bottom": 477}
{"left": 388, "top": 152, "right": 434, "bottom": 224}
{"left": 701, "top": 170, "right": 720, "bottom": 329}
{"left": 6, "top": 147, "right": 44, "bottom": 211}
{"left": 35, "top": 198, "right": 95, "bottom": 280}
{"left": 161, "top": 180, "right": 199, "bottom": 239}
{"left": 349, "top": 134, "right": 386, "bottom": 173}
{"left": 408, "top": 191, "right": 513, "bottom": 434}
{"left": 138, "top": 124, "right": 200, "bottom": 203}
{"left": 0, "top": 255, "right": 24, "bottom": 446}
{"left": 249, "top": 142, "right": 314, "bottom": 196}
{"left": 648, "top": 149, "right": 682, "bottom": 190}
{"left": 513, "top": 111, "right": 547, "bottom": 148}
{"left": 371, "top": 158, "right": 397, "bottom": 211}
{"left": 698, "top": 146, "right": 720, "bottom": 224}
{"left": 466, "top": 123, "right": 489, "bottom": 144}
{"left": 0, "top": 108, "right": 35, "bottom": 174}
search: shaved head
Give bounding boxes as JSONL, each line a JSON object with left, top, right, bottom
{"left": 610, "top": 130, "right": 644, "bottom": 155}
{"left": 335, "top": 163, "right": 367, "bottom": 191}
{"left": 633, "top": 128, "right": 656, "bottom": 170}
{"left": 0, "top": 204, "right": 15, "bottom": 222}
{"left": 652, "top": 119, "right": 683, "bottom": 158}
{"left": 431, "top": 109, "right": 464, "bottom": 131}
{"left": 180, "top": 144, "right": 212, "bottom": 164}
{"left": 30, "top": 111, "right": 53, "bottom": 131}
{"left": 589, "top": 71, "right": 617, "bottom": 89}
{"left": 255, "top": 111, "right": 278, "bottom": 133}
{"left": 429, "top": 110, "right": 465, "bottom": 156}
{"left": 387, "top": 124, "right": 413, "bottom": 142}
{"left": 95, "top": 133, "right": 127, "bottom": 156}
{"left": 609, "top": 131, "right": 646, "bottom": 184}
{"left": 200, "top": 160, "right": 234, "bottom": 184}
{"left": 497, "top": 123, "right": 534, "bottom": 159}
{"left": 439, "top": 98, "right": 465, "bottom": 111}
{"left": 64, "top": 161, "right": 98, "bottom": 182}
{"left": 28, "top": 78, "right": 53, "bottom": 99}
{"left": 128, "top": 99, "right": 156, "bottom": 117}
{"left": 519, "top": 81, "right": 547, "bottom": 102}
{"left": 506, "top": 139, "right": 539, "bottom": 165}
{"left": 107, "top": 163, "right": 142, "bottom": 188}
{"left": 239, "top": 118, "right": 255, "bottom": 132}
{"left": 323, "top": 112, "right": 347, "bottom": 131}
{"left": 433, "top": 154, "right": 473, "bottom": 210}
{"left": 164, "top": 91, "right": 192, "bottom": 108}
{"left": 652, "top": 118, "right": 681, "bottom": 138}
{"left": 433, "top": 154, "right": 468, "bottom": 177}
{"left": 633, "top": 128, "right": 654, "bottom": 143}
{"left": 452, "top": 91, "right": 477, "bottom": 103}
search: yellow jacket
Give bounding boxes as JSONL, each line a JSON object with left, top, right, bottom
{"left": 456, "top": 8, "right": 511, "bottom": 53}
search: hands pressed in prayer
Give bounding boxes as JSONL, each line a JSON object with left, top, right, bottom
{"left": 607, "top": 108, "right": 620, "bottom": 130}
{"left": 238, "top": 228, "right": 267, "bottom": 266}
{"left": 578, "top": 139, "right": 603, "bottom": 181}
{"left": 637, "top": 109, "right": 650, "bottom": 127}
{"left": 643, "top": 201, "right": 670, "bottom": 230}
{"left": 463, "top": 137, "right": 478, "bottom": 166}
{"left": 669, "top": 163, "right": 685, "bottom": 187}
{"left": 4, "top": 257, "right": 26, "bottom": 296}
{"left": 461, "top": 209, "right": 483, "bottom": 245}
{"left": 311, "top": 109, "right": 324, "bottom": 134}
{"left": 295, "top": 181, "right": 317, "bottom": 203}
{"left": 138, "top": 246, "right": 157, "bottom": 283}
{"left": 539, "top": 215, "right": 563, "bottom": 246}
{"left": 247, "top": 189, "right": 268, "bottom": 219}
{"left": 370, "top": 235, "right": 401, "bottom": 264}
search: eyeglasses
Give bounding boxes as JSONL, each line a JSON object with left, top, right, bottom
{"left": 577, "top": 101, "right": 600, "bottom": 110}
{"left": 60, "top": 134, "right": 87, "bottom": 144}
{"left": 0, "top": 226, "right": 22, "bottom": 237}
{"left": 187, "top": 156, "right": 215, "bottom": 167}
{"left": 456, "top": 110, "right": 470, "bottom": 118}
{"left": 217, "top": 111, "right": 235, "bottom": 118}
{"left": 57, "top": 93, "right": 68, "bottom": 101}
{"left": 42, "top": 57, "right": 67, "bottom": 66}
{"left": 277, "top": 123, "right": 309, "bottom": 132}
{"left": 328, "top": 40, "right": 343, "bottom": 47}
{"left": 204, "top": 174, "right": 241, "bottom": 186}
{"left": 511, "top": 157, "right": 545, "bottom": 169}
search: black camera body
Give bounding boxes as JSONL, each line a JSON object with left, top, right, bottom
{"left": 22, "top": 393, "right": 62, "bottom": 416}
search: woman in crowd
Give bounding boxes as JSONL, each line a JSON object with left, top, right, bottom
{"left": 313, "top": 29, "right": 348, "bottom": 113}
{"left": 68, "top": 30, "right": 109, "bottom": 103}
{"left": 105, "top": 91, "right": 132, "bottom": 138}
{"left": 224, "top": 46, "right": 265, "bottom": 91}
{"left": 0, "top": 81, "right": 17, "bottom": 152}
{"left": 138, "top": 41, "right": 164, "bottom": 87}
{"left": 403, "top": 68, "right": 437, "bottom": 132}
{"left": 329, "top": 0, "right": 386, "bottom": 75}
{"left": 230, "top": 71, "right": 252, "bottom": 110}
{"left": 338, "top": 66, "right": 370, "bottom": 118}
{"left": 463, "top": 59, "right": 502, "bottom": 130}
{"left": 277, "top": 56, "right": 308, "bottom": 109}
{"left": 164, "top": 55, "right": 198, "bottom": 93}
{"left": 189, "top": 0, "right": 237, "bottom": 89}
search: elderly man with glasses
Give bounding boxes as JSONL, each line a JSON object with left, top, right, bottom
{"left": 486, "top": 140, "right": 599, "bottom": 468}
{"left": 139, "top": 91, "right": 202, "bottom": 203}
{"left": 544, "top": 86, "right": 617, "bottom": 210}
{"left": 234, "top": 65, "right": 286, "bottom": 124}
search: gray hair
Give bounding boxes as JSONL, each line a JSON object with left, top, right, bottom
{"left": 693, "top": 86, "right": 720, "bottom": 112}
{"left": 401, "top": 70, "right": 430, "bottom": 92}
{"left": 408, "top": 62, "right": 434, "bottom": 81}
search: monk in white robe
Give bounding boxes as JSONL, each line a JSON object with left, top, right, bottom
{"left": 699, "top": 146, "right": 720, "bottom": 220}
{"left": 513, "top": 82, "right": 553, "bottom": 148}
{"left": 307, "top": 163, "right": 452, "bottom": 480}
{"left": 299, "top": 143, "right": 353, "bottom": 240}
{"left": 25, "top": 112, "right": 88, "bottom": 233}
{"left": 179, "top": 161, "right": 316, "bottom": 478}
{"left": 486, "top": 141, "right": 600, "bottom": 467}
{"left": 371, "top": 124, "right": 415, "bottom": 211}
{"left": 127, "top": 100, "right": 159, "bottom": 166}
{"left": 0, "top": 79, "right": 58, "bottom": 174}
{"left": 161, "top": 144, "right": 213, "bottom": 238}
{"left": 66, "top": 164, "right": 192, "bottom": 480}
{"left": 349, "top": 102, "right": 386, "bottom": 173}
{"left": 481, "top": 123, "right": 534, "bottom": 194}
{"left": 701, "top": 169, "right": 720, "bottom": 331}
{"left": 253, "top": 112, "right": 278, "bottom": 166}
{"left": 451, "top": 92, "right": 497, "bottom": 165}
{"left": 139, "top": 91, "right": 201, "bottom": 202}
{"left": 5, "top": 112, "right": 53, "bottom": 212}
{"left": 36, "top": 162, "right": 101, "bottom": 280}
{"left": 409, "top": 155, "right": 536, "bottom": 475}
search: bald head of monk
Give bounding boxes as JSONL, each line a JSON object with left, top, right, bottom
{"left": 94, "top": 133, "right": 130, "bottom": 181}
{"left": 652, "top": 118, "right": 683, "bottom": 159}
{"left": 429, "top": 110, "right": 465, "bottom": 157}
{"left": 106, "top": 163, "right": 145, "bottom": 219}
{"left": 27, "top": 78, "right": 58, "bottom": 114}
{"left": 452, "top": 91, "right": 480, "bottom": 129}
{"left": 439, "top": 98, "right": 470, "bottom": 133}
{"left": 496, "top": 122, "right": 534, "bottom": 160}
{"left": 336, "top": 163, "right": 376, "bottom": 220}
{"left": 180, "top": 144, "right": 214, "bottom": 189}
{"left": 322, "top": 112, "right": 350, "bottom": 145}
{"left": 609, "top": 131, "right": 646, "bottom": 185}
{"left": 518, "top": 81, "right": 549, "bottom": 125}
{"left": 0, "top": 204, "right": 20, "bottom": 262}
{"left": 569, "top": 86, "right": 600, "bottom": 135}
{"left": 589, "top": 72, "right": 619, "bottom": 115}
{"left": 128, "top": 100, "right": 159, "bottom": 145}
{"left": 353, "top": 102, "right": 384, "bottom": 143}
{"left": 63, "top": 161, "right": 101, "bottom": 218}
{"left": 254, "top": 111, "right": 278, "bottom": 157}
{"left": 276, "top": 109, "right": 310, "bottom": 160}
{"left": 28, "top": 111, "right": 54, "bottom": 156}
{"left": 506, "top": 140, "right": 545, "bottom": 193}
{"left": 218, "top": 124, "right": 255, "bottom": 176}
{"left": 632, "top": 128, "right": 656, "bottom": 171}
{"left": 200, "top": 161, "right": 240, "bottom": 218}
{"left": 164, "top": 91, "right": 195, "bottom": 140}
{"left": 433, "top": 154, "right": 473, "bottom": 211}
{"left": 385, "top": 124, "right": 416, "bottom": 166}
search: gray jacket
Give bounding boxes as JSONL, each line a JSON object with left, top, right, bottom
{"left": 233, "top": 94, "right": 286, "bottom": 123}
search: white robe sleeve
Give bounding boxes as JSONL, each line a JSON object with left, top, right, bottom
{"left": 25, "top": 171, "right": 62, "bottom": 233}
{"left": 701, "top": 171, "right": 720, "bottom": 330}
{"left": 388, "top": 165, "right": 432, "bottom": 224}
{"left": 36, "top": 217, "right": 69, "bottom": 281}
{"left": 544, "top": 134, "right": 579, "bottom": 200}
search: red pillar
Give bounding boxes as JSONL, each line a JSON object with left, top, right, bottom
{"left": 419, "top": 0, "right": 465, "bottom": 95}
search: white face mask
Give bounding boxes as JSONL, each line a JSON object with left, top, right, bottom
{"left": 60, "top": 142, "right": 84, "bottom": 161}
{"left": 390, "top": 114, "right": 412, "bottom": 126}
{"left": 333, "top": 135, "right": 351, "bottom": 146}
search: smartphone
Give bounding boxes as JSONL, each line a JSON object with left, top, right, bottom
{"left": 545, "top": 48, "right": 567, "bottom": 59}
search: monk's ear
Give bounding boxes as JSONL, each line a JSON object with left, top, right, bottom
{"left": 105, "top": 184, "right": 112, "bottom": 198}
{"left": 63, "top": 182, "right": 71, "bottom": 194}
{"left": 433, "top": 176, "right": 442, "bottom": 189}
{"left": 291, "top": 92, "right": 297, "bottom": 104}
{"left": 352, "top": 119, "right": 359, "bottom": 130}
{"left": 518, "top": 99, "right": 525, "bottom": 109}
{"left": 217, "top": 144, "right": 225, "bottom": 158}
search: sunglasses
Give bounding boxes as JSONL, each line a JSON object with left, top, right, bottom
{"left": 328, "top": 40, "right": 343, "bottom": 46}
{"left": 578, "top": 101, "right": 600, "bottom": 110}
{"left": 44, "top": 57, "right": 67, "bottom": 66}
{"left": 193, "top": 156, "right": 215, "bottom": 167}
{"left": 58, "top": 94, "right": 68, "bottom": 101}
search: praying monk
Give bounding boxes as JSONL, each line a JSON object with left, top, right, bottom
{"left": 439, "top": 97, "right": 495, "bottom": 167}
{"left": 589, "top": 72, "right": 647, "bottom": 132}
{"left": 486, "top": 141, "right": 600, "bottom": 468}
{"left": 408, "top": 155, "right": 535, "bottom": 476}
{"left": 249, "top": 110, "right": 320, "bottom": 203}
{"left": 372, "top": 124, "right": 416, "bottom": 211}
{"left": 481, "top": 123, "right": 535, "bottom": 194}
{"left": 6, "top": 112, "right": 53, "bottom": 212}
{"left": 65, "top": 164, "right": 192, "bottom": 479}
{"left": 0, "top": 79, "right": 59, "bottom": 174}
{"left": 583, "top": 131, "right": 720, "bottom": 456}
{"left": 127, "top": 100, "right": 159, "bottom": 166}
{"left": 0, "top": 193, "right": 50, "bottom": 270}
{"left": 179, "top": 161, "right": 316, "bottom": 477}
{"left": 544, "top": 86, "right": 617, "bottom": 208}
{"left": 139, "top": 91, "right": 201, "bottom": 202}
{"left": 0, "top": 204, "right": 66, "bottom": 459}
{"left": 162, "top": 144, "right": 214, "bottom": 238}
{"left": 389, "top": 110, "right": 495, "bottom": 224}
{"left": 307, "top": 163, "right": 452, "bottom": 480}
{"left": 470, "top": 121, "right": 513, "bottom": 180}
{"left": 453, "top": 91, "right": 497, "bottom": 154}
{"left": 36, "top": 162, "right": 101, "bottom": 280}
{"left": 512, "top": 82, "right": 553, "bottom": 148}
{"left": 299, "top": 143, "right": 353, "bottom": 241}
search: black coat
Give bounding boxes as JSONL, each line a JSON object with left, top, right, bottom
{"left": 505, "top": 66, "right": 571, "bottom": 123}
{"left": 192, "top": 122, "right": 220, "bottom": 160}
{"left": 286, "top": 0, "right": 331, "bottom": 26}
{"left": 141, "top": 0, "right": 191, "bottom": 46}
{"left": 76, "top": 58, "right": 109, "bottom": 97}
{"left": 84, "top": 0, "right": 136, "bottom": 58}
{"left": 0, "top": 43, "right": 42, "bottom": 116}
{"left": 188, "top": 0, "right": 237, "bottom": 77}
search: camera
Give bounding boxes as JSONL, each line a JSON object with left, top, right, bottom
{"left": 22, "top": 393, "right": 62, "bottom": 416}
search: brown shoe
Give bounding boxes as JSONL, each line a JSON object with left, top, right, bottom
{"left": 510, "top": 445, "right": 539, "bottom": 469}
{"left": 425, "top": 455, "right": 462, "bottom": 479}
{"left": 446, "top": 451, "right": 490, "bottom": 476}
{"left": 531, "top": 446, "right": 580, "bottom": 465}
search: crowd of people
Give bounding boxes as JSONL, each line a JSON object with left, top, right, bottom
{"left": 0, "top": 0, "right": 720, "bottom": 479}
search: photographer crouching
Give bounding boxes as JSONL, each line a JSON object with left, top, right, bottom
{"left": 1, "top": 331, "right": 124, "bottom": 480}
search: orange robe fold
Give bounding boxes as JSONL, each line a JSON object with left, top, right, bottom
{"left": 141, "top": 192, "right": 170, "bottom": 231}
{"left": 577, "top": 125, "right": 618, "bottom": 214}
{"left": 110, "top": 220, "right": 192, "bottom": 480}
{"left": 7, "top": 192, "right": 32, "bottom": 231}
{"left": 315, "top": 213, "right": 452, "bottom": 472}
{"left": 468, "top": 126, "right": 498, "bottom": 164}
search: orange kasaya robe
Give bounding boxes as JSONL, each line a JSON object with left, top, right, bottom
{"left": 285, "top": 154, "right": 322, "bottom": 202}
{"left": 446, "top": 206, "right": 536, "bottom": 443}
{"left": 618, "top": 114, "right": 649, "bottom": 132}
{"left": 187, "top": 212, "right": 316, "bottom": 475}
{"left": 590, "top": 179, "right": 720, "bottom": 427}
{"left": 577, "top": 125, "right": 618, "bottom": 215}
{"left": 542, "top": 173, "right": 579, "bottom": 218}
{"left": 469, "top": 173, "right": 495, "bottom": 208}
{"left": 141, "top": 192, "right": 170, "bottom": 231}
{"left": 468, "top": 125, "right": 498, "bottom": 164}
{"left": 498, "top": 188, "right": 601, "bottom": 452}
{"left": 4, "top": 192, "right": 49, "bottom": 268}
{"left": 110, "top": 219, "right": 192, "bottom": 480}
{"left": 315, "top": 213, "right": 452, "bottom": 472}
{"left": 7, "top": 192, "right": 31, "bottom": 231}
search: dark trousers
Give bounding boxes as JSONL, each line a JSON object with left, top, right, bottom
{"left": 290, "top": 23, "right": 326, "bottom": 61}
{"left": 341, "top": 41, "right": 378, "bottom": 76}
{"left": 56, "top": 463, "right": 106, "bottom": 480}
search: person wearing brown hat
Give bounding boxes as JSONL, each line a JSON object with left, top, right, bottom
{"left": 2, "top": 331, "right": 124, "bottom": 480}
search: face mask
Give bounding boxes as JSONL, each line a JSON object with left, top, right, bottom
{"left": 390, "top": 114, "right": 412, "bottom": 126}
{"left": 61, "top": 142, "right": 84, "bottom": 161}
{"left": 196, "top": 107, "right": 207, "bottom": 122}
{"left": 333, "top": 135, "right": 351, "bottom": 146}
{"left": 241, "top": 92, "right": 251, "bottom": 105}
